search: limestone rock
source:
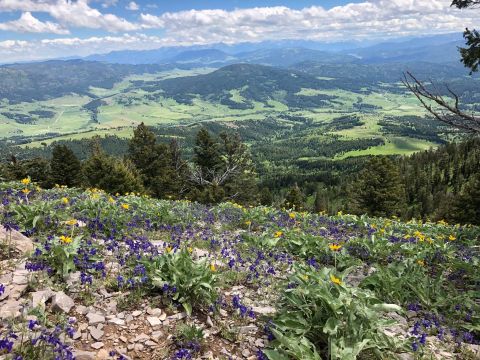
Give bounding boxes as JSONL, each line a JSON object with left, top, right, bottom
{"left": 52, "top": 292, "right": 75, "bottom": 314}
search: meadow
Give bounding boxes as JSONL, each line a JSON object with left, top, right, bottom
{"left": 0, "top": 181, "right": 478, "bottom": 359}
{"left": 0, "top": 68, "right": 440, "bottom": 159}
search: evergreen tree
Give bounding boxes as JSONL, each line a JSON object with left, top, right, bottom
{"left": 284, "top": 183, "right": 305, "bottom": 210}
{"left": 83, "top": 145, "right": 143, "bottom": 195}
{"left": 451, "top": 173, "right": 480, "bottom": 225}
{"left": 167, "top": 138, "right": 189, "bottom": 198}
{"left": 194, "top": 128, "right": 221, "bottom": 177}
{"left": 50, "top": 144, "right": 82, "bottom": 187}
{"left": 350, "top": 157, "right": 405, "bottom": 217}
{"left": 127, "top": 123, "right": 175, "bottom": 198}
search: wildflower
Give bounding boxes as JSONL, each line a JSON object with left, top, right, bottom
{"left": 302, "top": 274, "right": 309, "bottom": 281}
{"left": 289, "top": 212, "right": 296, "bottom": 219}
{"left": 21, "top": 188, "right": 30, "bottom": 195}
{"left": 21, "top": 178, "right": 31, "bottom": 185}
{"left": 187, "top": 247, "right": 193, "bottom": 253}
{"left": 437, "top": 219, "right": 448, "bottom": 226}
{"left": 245, "top": 220, "right": 251, "bottom": 226}
{"left": 448, "top": 235, "right": 456, "bottom": 241}
{"left": 330, "top": 274, "right": 342, "bottom": 285}
{"left": 329, "top": 243, "right": 342, "bottom": 251}
{"left": 210, "top": 263, "right": 217, "bottom": 272}
{"left": 417, "top": 259, "right": 425, "bottom": 266}
{"left": 59, "top": 235, "right": 73, "bottom": 244}
{"left": 66, "top": 219, "right": 77, "bottom": 226}
{"left": 0, "top": 284, "right": 4, "bottom": 297}
{"left": 274, "top": 231, "right": 283, "bottom": 238}
{"left": 121, "top": 203, "right": 129, "bottom": 210}
{"left": 108, "top": 196, "right": 115, "bottom": 203}
{"left": 166, "top": 246, "right": 173, "bottom": 253}
{"left": 337, "top": 211, "right": 343, "bottom": 216}
{"left": 61, "top": 197, "right": 69, "bottom": 204}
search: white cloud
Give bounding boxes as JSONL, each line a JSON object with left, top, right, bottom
{"left": 0, "top": 11, "right": 69, "bottom": 34}
{"left": 0, "top": 0, "right": 478, "bottom": 62}
{"left": 126, "top": 1, "right": 139, "bottom": 11}
{"left": 99, "top": 0, "right": 118, "bottom": 8}
{"left": 0, "top": 0, "right": 140, "bottom": 32}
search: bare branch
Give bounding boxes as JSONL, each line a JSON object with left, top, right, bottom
{"left": 402, "top": 71, "right": 480, "bottom": 133}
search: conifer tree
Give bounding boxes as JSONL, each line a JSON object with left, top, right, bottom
{"left": 83, "top": 143, "right": 143, "bottom": 194}
{"left": 350, "top": 157, "right": 405, "bottom": 217}
{"left": 451, "top": 173, "right": 480, "bottom": 225}
{"left": 284, "top": 183, "right": 305, "bottom": 210}
{"left": 50, "top": 144, "right": 82, "bottom": 187}
{"left": 194, "top": 128, "right": 221, "bottom": 178}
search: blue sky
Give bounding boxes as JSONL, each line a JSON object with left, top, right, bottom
{"left": 0, "top": 0, "right": 476, "bottom": 62}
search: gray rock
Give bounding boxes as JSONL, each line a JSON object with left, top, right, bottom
{"left": 86, "top": 312, "right": 105, "bottom": 325}
{"left": 31, "top": 289, "right": 54, "bottom": 309}
{"left": 251, "top": 306, "right": 276, "bottom": 315}
{"left": 52, "top": 292, "right": 75, "bottom": 314}
{"left": 90, "top": 342, "right": 104, "bottom": 350}
{"left": 74, "top": 350, "right": 96, "bottom": 360}
{"left": 0, "top": 226, "right": 33, "bottom": 254}
{"left": 147, "top": 316, "right": 161, "bottom": 327}
{"left": 0, "top": 300, "right": 21, "bottom": 319}
{"left": 108, "top": 318, "right": 126, "bottom": 326}
{"left": 88, "top": 326, "right": 104, "bottom": 341}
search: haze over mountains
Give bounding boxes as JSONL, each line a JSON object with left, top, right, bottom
{"left": 78, "top": 33, "right": 464, "bottom": 67}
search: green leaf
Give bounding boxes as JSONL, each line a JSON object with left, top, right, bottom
{"left": 262, "top": 350, "right": 290, "bottom": 360}
{"left": 323, "top": 317, "right": 339, "bottom": 335}
{"left": 182, "top": 302, "right": 192, "bottom": 316}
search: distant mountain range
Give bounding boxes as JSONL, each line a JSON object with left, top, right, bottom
{"left": 80, "top": 33, "right": 465, "bottom": 67}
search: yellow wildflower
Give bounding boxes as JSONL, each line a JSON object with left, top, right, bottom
{"left": 330, "top": 274, "right": 342, "bottom": 285}
{"left": 245, "top": 221, "right": 252, "bottom": 226}
{"left": 274, "top": 231, "right": 283, "bottom": 238}
{"left": 337, "top": 211, "right": 343, "bottom": 216}
{"left": 59, "top": 235, "right": 72, "bottom": 244}
{"left": 289, "top": 212, "right": 296, "bottom": 219}
{"left": 302, "top": 274, "right": 309, "bottom": 281}
{"left": 121, "top": 203, "right": 129, "bottom": 210}
{"left": 187, "top": 247, "right": 193, "bottom": 253}
{"left": 329, "top": 243, "right": 342, "bottom": 252}
{"left": 448, "top": 235, "right": 456, "bottom": 241}
{"left": 62, "top": 197, "right": 69, "bottom": 204}
{"left": 210, "top": 263, "right": 217, "bottom": 272}
{"left": 417, "top": 259, "right": 425, "bottom": 266}
{"left": 66, "top": 219, "right": 77, "bottom": 226}
{"left": 21, "top": 178, "right": 31, "bottom": 185}
{"left": 437, "top": 219, "right": 448, "bottom": 226}
{"left": 108, "top": 197, "right": 115, "bottom": 203}
{"left": 166, "top": 246, "right": 172, "bottom": 253}
{"left": 22, "top": 188, "right": 31, "bottom": 195}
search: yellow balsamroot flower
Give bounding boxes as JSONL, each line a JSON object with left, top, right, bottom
{"left": 379, "top": 228, "right": 385, "bottom": 234}
{"left": 166, "top": 246, "right": 173, "bottom": 253}
{"left": 22, "top": 188, "right": 31, "bottom": 195}
{"left": 417, "top": 259, "right": 425, "bottom": 266}
{"left": 337, "top": 211, "right": 343, "bottom": 216}
{"left": 329, "top": 243, "right": 342, "bottom": 252}
{"left": 426, "top": 237, "right": 433, "bottom": 244}
{"left": 66, "top": 219, "right": 77, "bottom": 226}
{"left": 62, "top": 197, "right": 69, "bottom": 204}
{"left": 448, "top": 235, "right": 456, "bottom": 241}
{"left": 108, "top": 197, "right": 115, "bottom": 203}
{"left": 330, "top": 274, "right": 342, "bottom": 285}
{"left": 187, "top": 247, "right": 193, "bottom": 253}
{"left": 121, "top": 203, "right": 130, "bottom": 210}
{"left": 289, "top": 212, "right": 296, "bottom": 219}
{"left": 210, "top": 263, "right": 217, "bottom": 272}
{"left": 274, "top": 231, "right": 283, "bottom": 238}
{"left": 245, "top": 221, "right": 252, "bottom": 226}
{"left": 302, "top": 274, "right": 309, "bottom": 281}
{"left": 60, "top": 235, "right": 72, "bottom": 244}
{"left": 21, "top": 178, "right": 31, "bottom": 185}
{"left": 437, "top": 219, "right": 448, "bottom": 226}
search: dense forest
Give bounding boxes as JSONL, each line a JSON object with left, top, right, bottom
{"left": 1, "top": 122, "right": 478, "bottom": 224}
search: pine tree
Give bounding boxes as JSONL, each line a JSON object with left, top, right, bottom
{"left": 350, "top": 157, "right": 405, "bottom": 217}
{"left": 284, "top": 183, "right": 305, "bottom": 210}
{"left": 194, "top": 128, "right": 221, "bottom": 177}
{"left": 83, "top": 145, "right": 143, "bottom": 195}
{"left": 50, "top": 145, "right": 82, "bottom": 187}
{"left": 451, "top": 173, "right": 480, "bottom": 225}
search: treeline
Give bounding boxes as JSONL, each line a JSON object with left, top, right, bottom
{"left": 0, "top": 124, "right": 261, "bottom": 205}
{"left": 310, "top": 138, "right": 480, "bottom": 224}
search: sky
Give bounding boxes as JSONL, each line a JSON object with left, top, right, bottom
{"left": 0, "top": 0, "right": 478, "bottom": 63}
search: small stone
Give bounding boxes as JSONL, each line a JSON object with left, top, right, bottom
{"left": 134, "top": 333, "right": 150, "bottom": 343}
{"left": 76, "top": 305, "right": 88, "bottom": 315}
{"left": 74, "top": 350, "right": 96, "bottom": 360}
{"left": 119, "top": 336, "right": 128, "bottom": 343}
{"left": 242, "top": 349, "right": 251, "bottom": 358}
{"left": 89, "top": 326, "right": 104, "bottom": 341}
{"left": 132, "top": 310, "right": 142, "bottom": 317}
{"left": 239, "top": 325, "right": 258, "bottom": 334}
{"left": 206, "top": 316, "right": 214, "bottom": 327}
{"left": 0, "top": 300, "right": 22, "bottom": 319}
{"left": 108, "top": 318, "right": 125, "bottom": 326}
{"left": 145, "top": 341, "right": 157, "bottom": 347}
{"left": 251, "top": 306, "right": 276, "bottom": 315}
{"left": 147, "top": 308, "right": 162, "bottom": 316}
{"left": 96, "top": 349, "right": 110, "bottom": 360}
{"left": 90, "top": 342, "right": 104, "bottom": 350}
{"left": 31, "top": 289, "right": 54, "bottom": 309}
{"left": 134, "top": 343, "right": 144, "bottom": 351}
{"left": 52, "top": 292, "right": 75, "bottom": 314}
{"left": 147, "top": 316, "right": 161, "bottom": 327}
{"left": 86, "top": 313, "right": 105, "bottom": 325}
{"left": 159, "top": 313, "right": 167, "bottom": 321}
